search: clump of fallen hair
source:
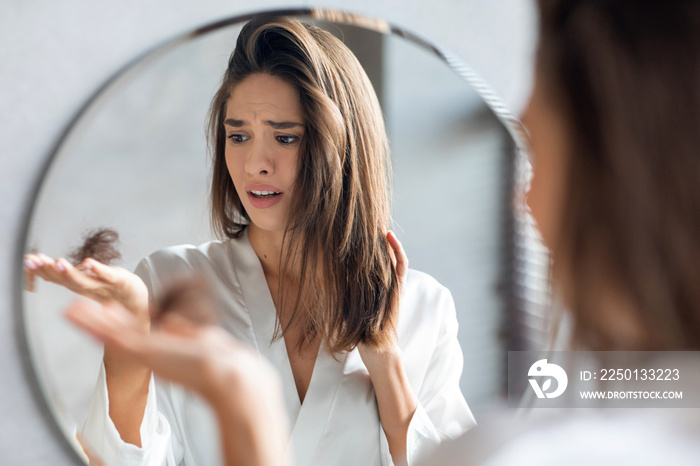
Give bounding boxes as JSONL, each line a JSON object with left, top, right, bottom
{"left": 68, "top": 228, "right": 122, "bottom": 266}
{"left": 152, "top": 276, "right": 219, "bottom": 326}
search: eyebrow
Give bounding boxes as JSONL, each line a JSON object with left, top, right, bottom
{"left": 224, "top": 119, "right": 304, "bottom": 130}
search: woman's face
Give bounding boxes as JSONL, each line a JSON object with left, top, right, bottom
{"left": 224, "top": 73, "right": 305, "bottom": 234}
{"left": 521, "top": 70, "right": 568, "bottom": 253}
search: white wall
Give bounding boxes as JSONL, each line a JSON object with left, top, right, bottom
{"left": 0, "top": 0, "right": 536, "bottom": 463}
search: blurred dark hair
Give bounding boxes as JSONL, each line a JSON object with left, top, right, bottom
{"left": 537, "top": 0, "right": 700, "bottom": 350}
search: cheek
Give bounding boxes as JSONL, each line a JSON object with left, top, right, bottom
{"left": 523, "top": 93, "right": 568, "bottom": 251}
{"left": 284, "top": 150, "right": 301, "bottom": 187}
{"left": 224, "top": 150, "right": 241, "bottom": 184}
{"left": 527, "top": 143, "right": 567, "bottom": 253}
{"left": 224, "top": 153, "right": 249, "bottom": 205}
{"left": 528, "top": 161, "right": 553, "bottom": 246}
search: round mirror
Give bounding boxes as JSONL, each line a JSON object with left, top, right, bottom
{"left": 20, "top": 8, "right": 529, "bottom": 464}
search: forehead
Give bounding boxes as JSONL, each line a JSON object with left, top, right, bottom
{"left": 226, "top": 73, "right": 303, "bottom": 119}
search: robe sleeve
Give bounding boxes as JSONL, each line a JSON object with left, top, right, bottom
{"left": 78, "top": 258, "right": 182, "bottom": 466}
{"left": 402, "top": 284, "right": 477, "bottom": 466}
{"left": 79, "top": 363, "right": 178, "bottom": 466}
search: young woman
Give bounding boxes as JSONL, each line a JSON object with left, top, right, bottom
{"left": 26, "top": 15, "right": 475, "bottom": 466}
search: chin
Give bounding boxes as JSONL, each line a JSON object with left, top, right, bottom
{"left": 248, "top": 214, "right": 288, "bottom": 234}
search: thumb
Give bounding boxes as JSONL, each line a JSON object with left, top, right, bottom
{"left": 24, "top": 269, "right": 36, "bottom": 292}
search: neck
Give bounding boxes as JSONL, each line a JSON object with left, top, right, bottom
{"left": 248, "top": 223, "right": 287, "bottom": 277}
{"left": 248, "top": 223, "right": 306, "bottom": 328}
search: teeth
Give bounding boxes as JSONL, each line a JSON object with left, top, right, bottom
{"left": 250, "top": 190, "right": 280, "bottom": 196}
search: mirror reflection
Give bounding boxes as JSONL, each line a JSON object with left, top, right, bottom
{"left": 23, "top": 11, "right": 519, "bottom": 465}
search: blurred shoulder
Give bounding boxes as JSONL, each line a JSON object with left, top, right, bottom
{"left": 135, "top": 237, "right": 245, "bottom": 286}
{"left": 142, "top": 239, "right": 231, "bottom": 267}
{"left": 399, "top": 269, "right": 457, "bottom": 335}
{"left": 424, "top": 409, "right": 700, "bottom": 466}
{"left": 403, "top": 268, "right": 455, "bottom": 311}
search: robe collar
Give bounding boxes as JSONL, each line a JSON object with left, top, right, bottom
{"left": 228, "top": 229, "right": 348, "bottom": 465}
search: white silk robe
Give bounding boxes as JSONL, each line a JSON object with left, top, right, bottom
{"left": 81, "top": 229, "right": 476, "bottom": 465}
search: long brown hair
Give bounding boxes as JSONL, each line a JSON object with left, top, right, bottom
{"left": 537, "top": 1, "right": 700, "bottom": 350}
{"left": 208, "top": 16, "right": 398, "bottom": 352}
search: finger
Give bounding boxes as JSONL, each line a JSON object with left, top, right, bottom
{"left": 24, "top": 269, "right": 36, "bottom": 292}
{"left": 57, "top": 258, "right": 128, "bottom": 304}
{"left": 65, "top": 300, "right": 143, "bottom": 353}
{"left": 67, "top": 300, "right": 155, "bottom": 373}
{"left": 57, "top": 258, "right": 92, "bottom": 284}
{"left": 24, "top": 255, "right": 39, "bottom": 271}
{"left": 35, "top": 253, "right": 55, "bottom": 268}
{"left": 40, "top": 255, "right": 76, "bottom": 284}
{"left": 24, "top": 256, "right": 37, "bottom": 292}
{"left": 82, "top": 258, "right": 119, "bottom": 284}
{"left": 64, "top": 299, "right": 110, "bottom": 340}
{"left": 32, "top": 254, "right": 63, "bottom": 283}
{"left": 387, "top": 231, "right": 407, "bottom": 262}
{"left": 157, "top": 313, "right": 201, "bottom": 337}
{"left": 30, "top": 257, "right": 96, "bottom": 297}
{"left": 53, "top": 258, "right": 103, "bottom": 294}
{"left": 120, "top": 333, "right": 209, "bottom": 390}
{"left": 387, "top": 231, "right": 408, "bottom": 280}
{"left": 32, "top": 253, "right": 54, "bottom": 277}
{"left": 385, "top": 235, "right": 397, "bottom": 268}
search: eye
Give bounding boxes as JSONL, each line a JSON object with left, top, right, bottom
{"left": 276, "top": 135, "right": 299, "bottom": 145}
{"left": 227, "top": 134, "right": 249, "bottom": 144}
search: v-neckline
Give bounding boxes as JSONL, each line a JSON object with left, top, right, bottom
{"left": 282, "top": 330, "right": 321, "bottom": 405}
{"left": 227, "top": 230, "right": 347, "bottom": 447}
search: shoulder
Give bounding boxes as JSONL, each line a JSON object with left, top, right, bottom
{"left": 141, "top": 240, "right": 229, "bottom": 268}
{"left": 398, "top": 269, "right": 457, "bottom": 338}
{"left": 429, "top": 410, "right": 700, "bottom": 466}
{"left": 135, "top": 238, "right": 244, "bottom": 287}
{"left": 402, "top": 269, "right": 455, "bottom": 316}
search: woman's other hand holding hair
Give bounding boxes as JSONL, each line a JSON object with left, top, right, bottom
{"left": 358, "top": 231, "right": 416, "bottom": 466}
{"left": 65, "top": 285, "right": 291, "bottom": 466}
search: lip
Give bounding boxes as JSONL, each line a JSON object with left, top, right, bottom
{"left": 245, "top": 184, "right": 284, "bottom": 209}
{"left": 245, "top": 184, "right": 283, "bottom": 193}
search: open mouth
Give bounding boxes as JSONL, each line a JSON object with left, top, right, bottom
{"left": 249, "top": 190, "right": 281, "bottom": 198}
{"left": 245, "top": 185, "right": 284, "bottom": 209}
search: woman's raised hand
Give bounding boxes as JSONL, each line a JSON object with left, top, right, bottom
{"left": 24, "top": 254, "right": 149, "bottom": 327}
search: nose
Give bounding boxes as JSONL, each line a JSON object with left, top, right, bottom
{"left": 245, "top": 138, "right": 274, "bottom": 177}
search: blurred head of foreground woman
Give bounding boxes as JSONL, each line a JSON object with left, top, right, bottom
{"left": 525, "top": 0, "right": 700, "bottom": 351}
